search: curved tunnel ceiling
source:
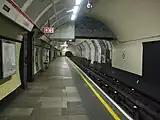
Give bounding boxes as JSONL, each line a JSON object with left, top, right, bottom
{"left": 12, "top": 0, "right": 160, "bottom": 43}
{"left": 75, "top": 16, "right": 117, "bottom": 40}
{"left": 86, "top": 0, "right": 160, "bottom": 42}
{"left": 13, "top": 0, "right": 74, "bottom": 30}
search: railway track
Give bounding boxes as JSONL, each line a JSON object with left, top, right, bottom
{"left": 70, "top": 57, "right": 160, "bottom": 120}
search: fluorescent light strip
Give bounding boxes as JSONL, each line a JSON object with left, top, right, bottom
{"left": 70, "top": 0, "right": 82, "bottom": 20}
{"left": 76, "top": 0, "right": 82, "bottom": 5}
{"left": 71, "top": 14, "right": 76, "bottom": 20}
{"left": 73, "top": 6, "right": 79, "bottom": 14}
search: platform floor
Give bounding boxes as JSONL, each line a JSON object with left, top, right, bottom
{"left": 0, "top": 57, "right": 118, "bottom": 120}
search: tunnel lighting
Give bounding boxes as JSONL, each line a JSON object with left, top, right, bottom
{"left": 114, "top": 91, "right": 117, "bottom": 94}
{"left": 60, "top": 41, "right": 68, "bottom": 47}
{"left": 67, "top": 9, "right": 73, "bottom": 13}
{"left": 133, "top": 106, "right": 137, "bottom": 109}
{"left": 76, "top": 0, "right": 82, "bottom": 5}
{"left": 73, "top": 6, "right": 79, "bottom": 14}
{"left": 63, "top": 47, "right": 68, "bottom": 52}
{"left": 71, "top": 14, "right": 76, "bottom": 20}
{"left": 60, "top": 44, "right": 68, "bottom": 47}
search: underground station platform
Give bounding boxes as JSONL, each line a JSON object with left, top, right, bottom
{"left": 0, "top": 57, "right": 132, "bottom": 120}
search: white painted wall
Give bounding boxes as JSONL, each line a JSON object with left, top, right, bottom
{"left": 112, "top": 41, "right": 143, "bottom": 75}
{"left": 89, "top": 0, "right": 160, "bottom": 42}
{"left": 112, "top": 36, "right": 160, "bottom": 76}
{"left": 86, "top": 0, "right": 160, "bottom": 75}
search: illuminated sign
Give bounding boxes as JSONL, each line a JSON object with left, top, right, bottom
{"left": 43, "top": 27, "right": 54, "bottom": 33}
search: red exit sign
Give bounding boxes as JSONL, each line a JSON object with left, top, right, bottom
{"left": 44, "top": 27, "right": 54, "bottom": 33}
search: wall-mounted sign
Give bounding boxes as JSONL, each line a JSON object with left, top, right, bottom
{"left": 0, "top": 40, "right": 16, "bottom": 78}
{"left": 43, "top": 27, "right": 54, "bottom": 33}
{"left": 3, "top": 4, "right": 10, "bottom": 13}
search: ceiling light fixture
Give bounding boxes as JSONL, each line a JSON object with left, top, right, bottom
{"left": 71, "top": 14, "right": 76, "bottom": 20}
{"left": 70, "top": 0, "right": 82, "bottom": 20}
{"left": 67, "top": 5, "right": 79, "bottom": 13}
{"left": 73, "top": 6, "right": 79, "bottom": 14}
{"left": 76, "top": 0, "right": 82, "bottom": 5}
{"left": 67, "top": 9, "right": 73, "bottom": 13}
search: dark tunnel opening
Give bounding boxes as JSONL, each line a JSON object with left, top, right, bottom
{"left": 65, "top": 51, "right": 73, "bottom": 57}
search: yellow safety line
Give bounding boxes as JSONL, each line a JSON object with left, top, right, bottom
{"left": 69, "top": 60, "right": 121, "bottom": 120}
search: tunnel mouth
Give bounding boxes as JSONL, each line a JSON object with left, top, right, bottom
{"left": 65, "top": 51, "right": 73, "bottom": 57}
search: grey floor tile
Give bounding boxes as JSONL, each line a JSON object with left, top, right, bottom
{"left": 67, "top": 102, "right": 84, "bottom": 109}
{"left": 41, "top": 101, "right": 67, "bottom": 108}
{"left": 63, "top": 96, "right": 82, "bottom": 102}
{"left": 7, "top": 116, "right": 34, "bottom": 120}
{"left": 63, "top": 75, "right": 72, "bottom": 77}
{"left": 0, "top": 108, "right": 33, "bottom": 116}
{"left": 65, "top": 87, "right": 78, "bottom": 93}
{"left": 62, "top": 102, "right": 86, "bottom": 115}
{"left": 69, "top": 115, "right": 90, "bottom": 120}
{"left": 62, "top": 107, "right": 86, "bottom": 115}
{"left": 28, "top": 85, "right": 48, "bottom": 89}
{"left": 66, "top": 92, "right": 80, "bottom": 98}
{"left": 63, "top": 80, "right": 75, "bottom": 86}
{"left": 8, "top": 98, "right": 40, "bottom": 108}
{"left": 63, "top": 77, "right": 72, "bottom": 79}
{"left": 42, "top": 90, "right": 66, "bottom": 97}
{"left": 34, "top": 115, "right": 69, "bottom": 120}
{"left": 49, "top": 84, "right": 66, "bottom": 89}
{"left": 48, "top": 76, "right": 64, "bottom": 79}
{"left": 39, "top": 97, "right": 62, "bottom": 102}
{"left": 31, "top": 108, "right": 62, "bottom": 117}
{"left": 0, "top": 117, "right": 7, "bottom": 120}
{"left": 23, "top": 91, "right": 44, "bottom": 97}
{"left": 0, "top": 58, "right": 90, "bottom": 120}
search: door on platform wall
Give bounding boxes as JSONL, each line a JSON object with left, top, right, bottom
{"left": 19, "top": 34, "right": 28, "bottom": 89}
{"left": 49, "top": 49, "right": 52, "bottom": 62}
{"left": 143, "top": 41, "right": 160, "bottom": 84}
{"left": 35, "top": 47, "right": 39, "bottom": 72}
{"left": 106, "top": 49, "right": 111, "bottom": 66}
